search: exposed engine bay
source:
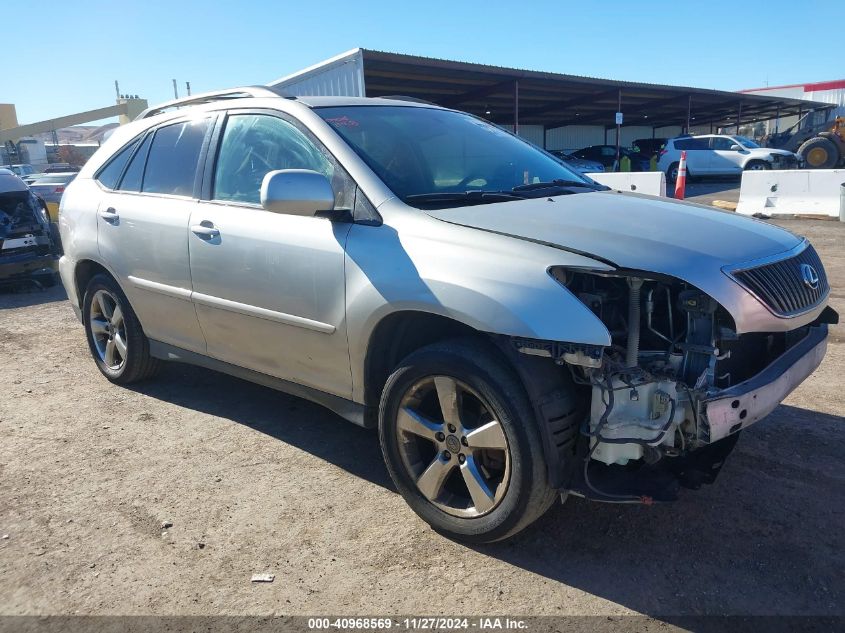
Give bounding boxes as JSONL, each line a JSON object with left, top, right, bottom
{"left": 513, "top": 267, "right": 835, "bottom": 503}
{"left": 0, "top": 186, "right": 59, "bottom": 287}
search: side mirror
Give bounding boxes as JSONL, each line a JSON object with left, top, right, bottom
{"left": 729, "top": 144, "right": 742, "bottom": 151}
{"left": 260, "top": 169, "right": 335, "bottom": 217}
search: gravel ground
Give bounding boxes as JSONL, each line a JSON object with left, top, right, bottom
{"left": 1, "top": 218, "right": 843, "bottom": 619}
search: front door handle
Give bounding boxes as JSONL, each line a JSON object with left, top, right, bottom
{"left": 99, "top": 207, "right": 119, "bottom": 223}
{"left": 191, "top": 223, "right": 220, "bottom": 240}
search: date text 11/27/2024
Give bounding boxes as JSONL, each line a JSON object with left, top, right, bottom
{"left": 307, "top": 617, "right": 528, "bottom": 630}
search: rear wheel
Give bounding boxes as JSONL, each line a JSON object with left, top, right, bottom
{"left": 797, "top": 137, "right": 839, "bottom": 169}
{"left": 379, "top": 339, "right": 556, "bottom": 543}
{"left": 82, "top": 274, "right": 161, "bottom": 384}
{"left": 666, "top": 162, "right": 680, "bottom": 183}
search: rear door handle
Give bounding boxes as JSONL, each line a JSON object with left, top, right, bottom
{"left": 191, "top": 223, "right": 220, "bottom": 240}
{"left": 99, "top": 207, "right": 119, "bottom": 223}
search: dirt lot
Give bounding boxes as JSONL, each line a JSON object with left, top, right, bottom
{"left": 1, "top": 218, "right": 843, "bottom": 619}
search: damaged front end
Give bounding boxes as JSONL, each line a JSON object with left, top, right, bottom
{"left": 514, "top": 262, "right": 836, "bottom": 504}
{"left": 0, "top": 185, "right": 60, "bottom": 289}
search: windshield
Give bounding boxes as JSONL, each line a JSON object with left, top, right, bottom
{"left": 733, "top": 135, "right": 761, "bottom": 149}
{"left": 316, "top": 106, "right": 595, "bottom": 208}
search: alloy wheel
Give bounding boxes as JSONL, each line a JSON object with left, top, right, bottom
{"left": 89, "top": 289, "right": 128, "bottom": 370}
{"left": 395, "top": 376, "right": 511, "bottom": 518}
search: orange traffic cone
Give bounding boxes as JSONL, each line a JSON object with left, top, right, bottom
{"left": 674, "top": 150, "right": 687, "bottom": 200}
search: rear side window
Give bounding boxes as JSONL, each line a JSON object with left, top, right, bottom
{"left": 142, "top": 119, "right": 210, "bottom": 197}
{"left": 119, "top": 134, "right": 152, "bottom": 192}
{"left": 96, "top": 137, "right": 140, "bottom": 189}
{"left": 674, "top": 138, "right": 709, "bottom": 151}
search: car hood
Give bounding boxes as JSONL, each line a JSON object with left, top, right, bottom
{"left": 426, "top": 190, "right": 799, "bottom": 271}
{"left": 762, "top": 148, "right": 797, "bottom": 157}
{"left": 425, "top": 190, "right": 805, "bottom": 331}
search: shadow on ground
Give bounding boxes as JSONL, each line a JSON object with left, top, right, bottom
{"left": 0, "top": 283, "right": 67, "bottom": 310}
{"left": 128, "top": 362, "right": 395, "bottom": 492}
{"left": 128, "top": 359, "right": 845, "bottom": 617}
{"left": 671, "top": 177, "right": 742, "bottom": 203}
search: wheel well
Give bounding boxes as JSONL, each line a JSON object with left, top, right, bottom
{"left": 363, "top": 310, "right": 586, "bottom": 489}
{"left": 74, "top": 260, "right": 112, "bottom": 306}
{"left": 363, "top": 311, "right": 481, "bottom": 407}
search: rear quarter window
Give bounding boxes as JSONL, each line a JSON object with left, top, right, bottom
{"left": 95, "top": 137, "right": 141, "bottom": 189}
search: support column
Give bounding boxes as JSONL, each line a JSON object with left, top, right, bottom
{"left": 736, "top": 101, "right": 742, "bottom": 135}
{"left": 513, "top": 80, "right": 519, "bottom": 136}
{"left": 615, "top": 89, "right": 622, "bottom": 172}
{"left": 686, "top": 95, "right": 692, "bottom": 133}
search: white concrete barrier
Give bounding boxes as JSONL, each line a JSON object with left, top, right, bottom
{"left": 586, "top": 172, "right": 667, "bottom": 197}
{"left": 736, "top": 169, "right": 845, "bottom": 218}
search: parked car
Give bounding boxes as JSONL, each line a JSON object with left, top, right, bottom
{"left": 572, "top": 145, "right": 650, "bottom": 171}
{"left": 44, "top": 163, "right": 81, "bottom": 174}
{"left": 547, "top": 150, "right": 605, "bottom": 174}
{"left": 58, "top": 89, "right": 836, "bottom": 542}
{"left": 0, "top": 170, "right": 60, "bottom": 288}
{"left": 6, "top": 163, "right": 36, "bottom": 177}
{"left": 658, "top": 134, "right": 800, "bottom": 181}
{"left": 28, "top": 173, "right": 76, "bottom": 221}
{"left": 632, "top": 138, "right": 667, "bottom": 160}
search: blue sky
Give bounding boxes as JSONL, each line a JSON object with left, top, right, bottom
{"left": 3, "top": 0, "right": 840, "bottom": 125}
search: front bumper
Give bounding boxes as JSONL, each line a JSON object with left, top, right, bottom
{"left": 0, "top": 251, "right": 59, "bottom": 282}
{"left": 770, "top": 153, "right": 800, "bottom": 169}
{"left": 702, "top": 324, "right": 827, "bottom": 443}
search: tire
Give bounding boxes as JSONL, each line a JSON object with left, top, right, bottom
{"left": 33, "top": 272, "right": 58, "bottom": 288}
{"left": 82, "top": 273, "right": 161, "bottom": 384}
{"left": 666, "top": 162, "right": 679, "bottom": 183}
{"left": 379, "top": 338, "right": 556, "bottom": 543}
{"left": 797, "top": 137, "right": 839, "bottom": 169}
{"left": 744, "top": 160, "right": 770, "bottom": 171}
{"left": 48, "top": 221, "right": 63, "bottom": 255}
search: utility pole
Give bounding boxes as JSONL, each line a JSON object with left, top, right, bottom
{"left": 186, "top": 81, "right": 191, "bottom": 96}
{"left": 172, "top": 79, "right": 179, "bottom": 99}
{"left": 115, "top": 80, "right": 120, "bottom": 100}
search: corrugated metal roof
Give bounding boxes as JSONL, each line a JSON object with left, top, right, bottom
{"left": 271, "top": 48, "right": 832, "bottom": 130}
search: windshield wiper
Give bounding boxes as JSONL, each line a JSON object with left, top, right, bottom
{"left": 511, "top": 179, "right": 608, "bottom": 192}
{"left": 404, "top": 191, "right": 525, "bottom": 204}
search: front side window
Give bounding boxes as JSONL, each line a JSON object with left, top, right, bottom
{"left": 733, "top": 135, "right": 760, "bottom": 149}
{"left": 316, "top": 106, "right": 593, "bottom": 209}
{"left": 142, "top": 118, "right": 210, "bottom": 196}
{"left": 213, "top": 114, "right": 334, "bottom": 205}
{"left": 711, "top": 137, "right": 736, "bottom": 151}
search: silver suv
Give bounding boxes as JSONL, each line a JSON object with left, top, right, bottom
{"left": 58, "top": 87, "right": 836, "bottom": 542}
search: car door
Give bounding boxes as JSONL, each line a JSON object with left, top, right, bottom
{"left": 708, "top": 136, "right": 745, "bottom": 176}
{"left": 676, "top": 137, "right": 710, "bottom": 175}
{"left": 188, "top": 111, "right": 354, "bottom": 398}
{"left": 96, "top": 117, "right": 212, "bottom": 354}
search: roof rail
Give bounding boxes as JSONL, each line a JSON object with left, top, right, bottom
{"left": 135, "top": 86, "right": 294, "bottom": 120}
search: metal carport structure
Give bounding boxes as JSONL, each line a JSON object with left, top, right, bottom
{"left": 270, "top": 49, "right": 831, "bottom": 148}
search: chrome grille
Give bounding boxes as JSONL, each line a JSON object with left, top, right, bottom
{"left": 732, "top": 244, "right": 829, "bottom": 317}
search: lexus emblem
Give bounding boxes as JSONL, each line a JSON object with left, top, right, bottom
{"left": 800, "top": 263, "right": 820, "bottom": 290}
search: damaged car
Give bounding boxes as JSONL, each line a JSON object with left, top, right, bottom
{"left": 57, "top": 89, "right": 836, "bottom": 542}
{"left": 0, "top": 169, "right": 59, "bottom": 289}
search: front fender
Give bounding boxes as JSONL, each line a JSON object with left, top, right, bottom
{"left": 344, "top": 214, "right": 612, "bottom": 403}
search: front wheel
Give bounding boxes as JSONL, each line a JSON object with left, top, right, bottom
{"left": 379, "top": 339, "right": 556, "bottom": 543}
{"left": 745, "top": 160, "right": 770, "bottom": 171}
